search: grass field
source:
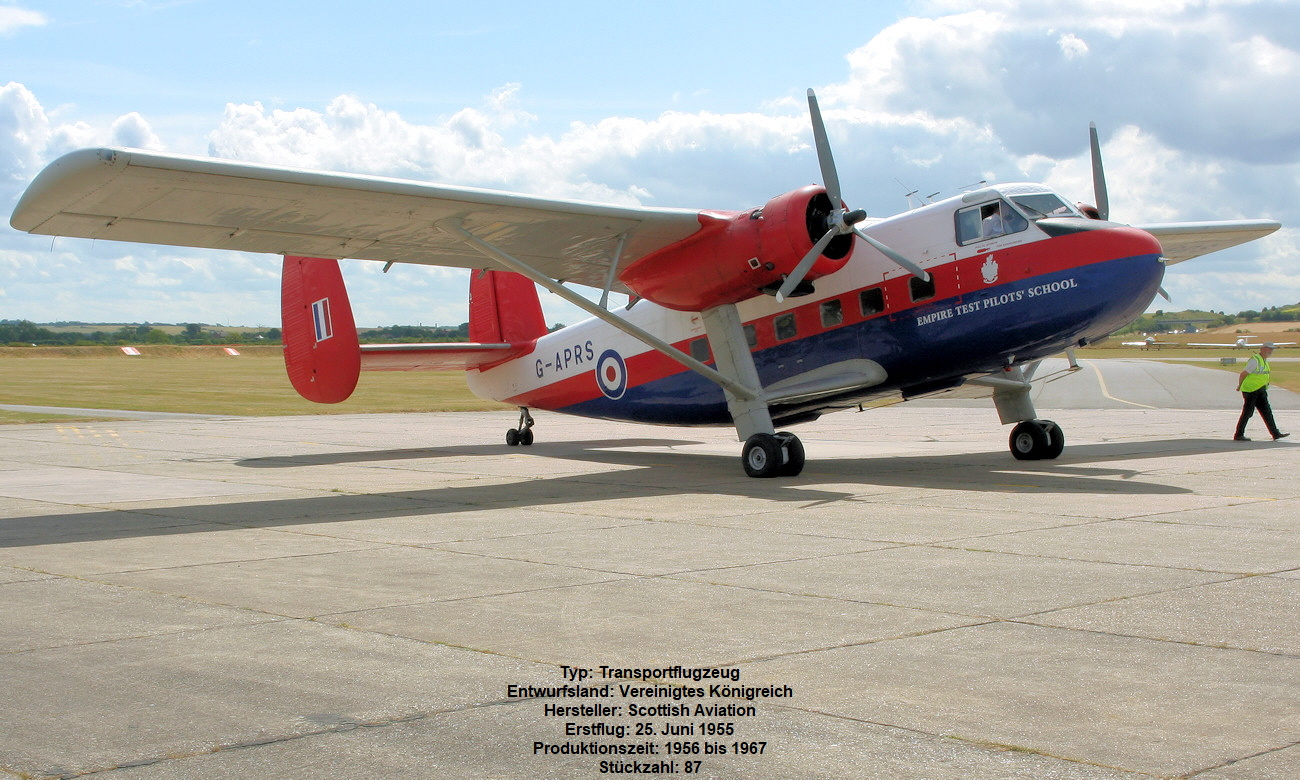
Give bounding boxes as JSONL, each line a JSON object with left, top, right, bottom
{"left": 2, "top": 344, "right": 1297, "bottom": 424}
{"left": 0, "top": 346, "right": 510, "bottom": 423}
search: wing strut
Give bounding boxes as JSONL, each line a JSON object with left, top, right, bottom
{"left": 598, "top": 232, "right": 629, "bottom": 310}
{"left": 435, "top": 218, "right": 760, "bottom": 402}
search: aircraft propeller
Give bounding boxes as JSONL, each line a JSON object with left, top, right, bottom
{"left": 776, "top": 90, "right": 929, "bottom": 303}
{"left": 1088, "top": 122, "right": 1110, "bottom": 221}
{"left": 1091, "top": 121, "right": 1169, "bottom": 300}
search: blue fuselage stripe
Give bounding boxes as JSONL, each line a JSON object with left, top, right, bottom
{"left": 559, "top": 253, "right": 1163, "bottom": 426}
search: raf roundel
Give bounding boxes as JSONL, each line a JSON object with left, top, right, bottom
{"left": 595, "top": 349, "right": 628, "bottom": 400}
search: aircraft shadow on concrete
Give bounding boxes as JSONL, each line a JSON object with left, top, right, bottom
{"left": 0, "top": 436, "right": 1264, "bottom": 548}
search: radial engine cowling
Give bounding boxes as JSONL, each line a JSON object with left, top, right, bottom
{"left": 618, "top": 185, "right": 855, "bottom": 311}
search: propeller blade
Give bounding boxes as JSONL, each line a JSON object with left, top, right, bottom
{"left": 776, "top": 227, "right": 837, "bottom": 303}
{"left": 1089, "top": 122, "right": 1110, "bottom": 221}
{"left": 853, "top": 227, "right": 930, "bottom": 282}
{"left": 1158, "top": 286, "right": 1171, "bottom": 302}
{"left": 807, "top": 89, "right": 843, "bottom": 208}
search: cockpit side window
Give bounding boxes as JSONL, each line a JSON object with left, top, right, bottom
{"left": 955, "top": 199, "right": 1028, "bottom": 246}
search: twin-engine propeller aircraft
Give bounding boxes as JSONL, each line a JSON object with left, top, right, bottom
{"left": 1188, "top": 337, "right": 1296, "bottom": 348}
{"left": 1121, "top": 336, "right": 1180, "bottom": 348}
{"left": 10, "top": 91, "right": 1281, "bottom": 476}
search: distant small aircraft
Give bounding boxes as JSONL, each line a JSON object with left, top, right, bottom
{"left": 1121, "top": 336, "right": 1179, "bottom": 348}
{"left": 9, "top": 91, "right": 1282, "bottom": 476}
{"left": 1188, "top": 337, "right": 1295, "bottom": 348}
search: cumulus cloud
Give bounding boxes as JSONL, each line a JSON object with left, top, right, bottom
{"left": 1058, "top": 33, "right": 1088, "bottom": 59}
{"left": 0, "top": 5, "right": 44, "bottom": 35}
{"left": 834, "top": 1, "right": 1300, "bottom": 164}
{"left": 0, "top": 81, "right": 48, "bottom": 183}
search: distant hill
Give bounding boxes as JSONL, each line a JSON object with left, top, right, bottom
{"left": 1119, "top": 304, "right": 1300, "bottom": 335}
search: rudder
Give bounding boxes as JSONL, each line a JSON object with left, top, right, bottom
{"left": 469, "top": 269, "right": 548, "bottom": 345}
{"left": 281, "top": 256, "right": 361, "bottom": 403}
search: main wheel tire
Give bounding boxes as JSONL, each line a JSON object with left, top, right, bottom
{"left": 505, "top": 428, "right": 520, "bottom": 447}
{"left": 1041, "top": 420, "right": 1064, "bottom": 459}
{"left": 1009, "top": 420, "right": 1049, "bottom": 460}
{"left": 742, "top": 433, "right": 784, "bottom": 478}
{"left": 776, "top": 432, "right": 805, "bottom": 477}
{"left": 520, "top": 428, "right": 534, "bottom": 446}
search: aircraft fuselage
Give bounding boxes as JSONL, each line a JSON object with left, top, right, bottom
{"left": 467, "top": 184, "right": 1165, "bottom": 427}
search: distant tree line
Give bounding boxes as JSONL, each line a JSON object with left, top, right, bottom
{"left": 1, "top": 320, "right": 480, "bottom": 347}
{"left": 358, "top": 323, "right": 470, "bottom": 343}
{"left": 1, "top": 320, "right": 280, "bottom": 346}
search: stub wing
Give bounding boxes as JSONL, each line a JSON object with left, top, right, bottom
{"left": 9, "top": 147, "right": 703, "bottom": 292}
{"left": 1137, "top": 219, "right": 1281, "bottom": 265}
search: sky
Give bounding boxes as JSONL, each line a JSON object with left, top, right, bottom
{"left": 2, "top": 0, "right": 1299, "bottom": 328}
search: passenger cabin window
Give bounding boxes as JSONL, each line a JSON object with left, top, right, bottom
{"left": 743, "top": 324, "right": 757, "bottom": 348}
{"left": 859, "top": 287, "right": 885, "bottom": 316}
{"left": 909, "top": 274, "right": 936, "bottom": 302}
{"left": 774, "top": 313, "right": 798, "bottom": 341}
{"left": 819, "top": 299, "right": 843, "bottom": 328}
{"left": 956, "top": 199, "right": 1028, "bottom": 245}
{"left": 689, "top": 337, "right": 711, "bottom": 363}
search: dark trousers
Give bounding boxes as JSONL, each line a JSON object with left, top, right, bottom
{"left": 1236, "top": 388, "right": 1281, "bottom": 438}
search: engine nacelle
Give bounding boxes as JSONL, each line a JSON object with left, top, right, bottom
{"left": 618, "top": 185, "right": 855, "bottom": 311}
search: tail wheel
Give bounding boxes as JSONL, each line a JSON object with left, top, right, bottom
{"left": 506, "top": 406, "right": 534, "bottom": 447}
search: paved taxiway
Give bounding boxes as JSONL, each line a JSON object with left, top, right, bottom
{"left": 2, "top": 358, "right": 1298, "bottom": 779}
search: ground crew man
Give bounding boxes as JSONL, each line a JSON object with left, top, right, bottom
{"left": 1234, "top": 342, "right": 1289, "bottom": 441}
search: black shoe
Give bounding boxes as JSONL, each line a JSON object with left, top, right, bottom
{"left": 1234, "top": 435, "right": 1251, "bottom": 441}
{"left": 1274, "top": 432, "right": 1290, "bottom": 441}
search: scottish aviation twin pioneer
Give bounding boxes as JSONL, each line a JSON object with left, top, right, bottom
{"left": 10, "top": 91, "right": 1280, "bottom": 476}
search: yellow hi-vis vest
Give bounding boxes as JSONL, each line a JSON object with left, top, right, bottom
{"left": 1241, "top": 353, "right": 1271, "bottom": 392}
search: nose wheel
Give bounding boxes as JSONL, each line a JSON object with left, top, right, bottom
{"left": 505, "top": 407, "right": 535, "bottom": 446}
{"left": 742, "top": 432, "right": 805, "bottom": 478}
{"left": 1009, "top": 420, "right": 1064, "bottom": 460}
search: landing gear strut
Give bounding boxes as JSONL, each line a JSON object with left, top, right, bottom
{"left": 742, "top": 431, "right": 806, "bottom": 478}
{"left": 505, "top": 407, "right": 535, "bottom": 447}
{"left": 1009, "top": 419, "right": 1064, "bottom": 460}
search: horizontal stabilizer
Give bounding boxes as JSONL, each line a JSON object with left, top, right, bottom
{"left": 1138, "top": 219, "right": 1280, "bottom": 264}
{"left": 360, "top": 342, "right": 532, "bottom": 371}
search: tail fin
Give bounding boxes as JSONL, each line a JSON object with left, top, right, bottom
{"left": 281, "top": 256, "right": 361, "bottom": 403}
{"left": 469, "top": 269, "right": 548, "bottom": 344}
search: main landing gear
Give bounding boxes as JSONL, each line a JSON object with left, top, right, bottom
{"left": 1009, "top": 419, "right": 1064, "bottom": 461}
{"left": 505, "top": 406, "right": 535, "bottom": 447}
{"left": 742, "top": 432, "right": 806, "bottom": 478}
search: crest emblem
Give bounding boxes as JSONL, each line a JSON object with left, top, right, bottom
{"left": 981, "top": 255, "right": 999, "bottom": 284}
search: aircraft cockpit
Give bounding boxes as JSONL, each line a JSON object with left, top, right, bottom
{"left": 955, "top": 185, "right": 1087, "bottom": 246}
